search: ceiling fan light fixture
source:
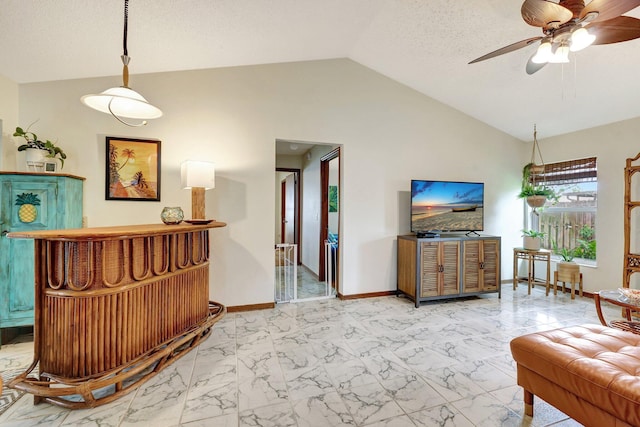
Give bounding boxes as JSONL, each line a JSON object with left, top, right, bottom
{"left": 531, "top": 41, "right": 553, "bottom": 64}
{"left": 549, "top": 44, "right": 570, "bottom": 63}
{"left": 570, "top": 27, "right": 596, "bottom": 52}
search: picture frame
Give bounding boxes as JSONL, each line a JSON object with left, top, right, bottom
{"left": 106, "top": 137, "right": 161, "bottom": 201}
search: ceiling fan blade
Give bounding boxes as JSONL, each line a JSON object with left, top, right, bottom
{"left": 469, "top": 37, "right": 542, "bottom": 64}
{"left": 526, "top": 55, "right": 547, "bottom": 75}
{"left": 521, "top": 0, "right": 572, "bottom": 29}
{"left": 580, "top": 0, "right": 640, "bottom": 23}
{"left": 589, "top": 16, "right": 640, "bottom": 44}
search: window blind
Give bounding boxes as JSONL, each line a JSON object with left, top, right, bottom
{"left": 530, "top": 157, "right": 597, "bottom": 186}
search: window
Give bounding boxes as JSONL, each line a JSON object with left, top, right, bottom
{"left": 532, "top": 157, "right": 597, "bottom": 261}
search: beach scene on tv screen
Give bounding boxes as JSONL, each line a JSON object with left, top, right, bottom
{"left": 412, "top": 181, "right": 483, "bottom": 231}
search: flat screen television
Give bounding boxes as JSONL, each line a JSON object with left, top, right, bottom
{"left": 411, "top": 180, "right": 484, "bottom": 236}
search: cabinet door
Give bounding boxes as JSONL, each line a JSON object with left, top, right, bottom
{"left": 480, "top": 239, "right": 499, "bottom": 291}
{"left": 420, "top": 242, "right": 440, "bottom": 297}
{"left": 462, "top": 239, "right": 500, "bottom": 293}
{"left": 441, "top": 241, "right": 460, "bottom": 295}
{"left": 462, "top": 241, "right": 481, "bottom": 293}
{"left": 0, "top": 179, "right": 58, "bottom": 326}
{"left": 420, "top": 241, "right": 459, "bottom": 297}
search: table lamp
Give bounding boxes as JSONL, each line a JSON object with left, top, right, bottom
{"left": 181, "top": 160, "right": 215, "bottom": 220}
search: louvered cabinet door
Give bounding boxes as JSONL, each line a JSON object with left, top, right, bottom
{"left": 480, "top": 239, "right": 500, "bottom": 291}
{"left": 441, "top": 241, "right": 460, "bottom": 295}
{"left": 462, "top": 240, "right": 481, "bottom": 293}
{"left": 420, "top": 242, "right": 440, "bottom": 297}
{"left": 462, "top": 239, "right": 500, "bottom": 293}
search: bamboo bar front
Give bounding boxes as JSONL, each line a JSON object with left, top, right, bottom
{"left": 7, "top": 222, "right": 226, "bottom": 409}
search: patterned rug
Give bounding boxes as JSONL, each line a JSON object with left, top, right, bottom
{"left": 0, "top": 368, "right": 26, "bottom": 416}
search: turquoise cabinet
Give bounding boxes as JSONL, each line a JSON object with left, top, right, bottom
{"left": 0, "top": 172, "right": 84, "bottom": 343}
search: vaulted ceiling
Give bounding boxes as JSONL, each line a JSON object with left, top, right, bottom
{"left": 3, "top": 0, "right": 640, "bottom": 141}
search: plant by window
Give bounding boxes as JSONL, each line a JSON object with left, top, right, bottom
{"left": 522, "top": 229, "right": 545, "bottom": 238}
{"left": 558, "top": 247, "right": 575, "bottom": 262}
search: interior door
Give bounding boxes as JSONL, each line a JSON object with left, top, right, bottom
{"left": 282, "top": 173, "right": 296, "bottom": 244}
{"left": 320, "top": 148, "right": 340, "bottom": 294}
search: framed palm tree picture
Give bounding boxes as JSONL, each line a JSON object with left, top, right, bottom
{"left": 105, "top": 137, "right": 161, "bottom": 201}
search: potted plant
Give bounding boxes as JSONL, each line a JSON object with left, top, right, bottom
{"left": 556, "top": 247, "right": 580, "bottom": 282}
{"left": 522, "top": 229, "right": 545, "bottom": 250}
{"left": 518, "top": 163, "right": 556, "bottom": 208}
{"left": 518, "top": 184, "right": 557, "bottom": 208}
{"left": 14, "top": 124, "right": 66, "bottom": 169}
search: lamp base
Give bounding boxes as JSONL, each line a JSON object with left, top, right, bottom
{"left": 184, "top": 219, "right": 214, "bottom": 225}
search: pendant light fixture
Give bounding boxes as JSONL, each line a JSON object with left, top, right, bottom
{"left": 81, "top": 0, "right": 162, "bottom": 126}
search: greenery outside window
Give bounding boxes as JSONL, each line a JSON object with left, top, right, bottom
{"left": 530, "top": 157, "right": 597, "bottom": 262}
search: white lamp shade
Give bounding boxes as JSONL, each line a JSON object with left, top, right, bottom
{"left": 181, "top": 160, "right": 215, "bottom": 189}
{"left": 549, "top": 44, "right": 570, "bottom": 63}
{"left": 531, "top": 42, "right": 552, "bottom": 64}
{"left": 570, "top": 27, "right": 596, "bottom": 52}
{"left": 81, "top": 86, "right": 163, "bottom": 120}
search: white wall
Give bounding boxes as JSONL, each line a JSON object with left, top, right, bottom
{"left": 13, "top": 59, "right": 524, "bottom": 307}
{"left": 0, "top": 73, "right": 19, "bottom": 170}
{"left": 536, "top": 117, "right": 640, "bottom": 293}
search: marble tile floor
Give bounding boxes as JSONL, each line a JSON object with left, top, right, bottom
{"left": 0, "top": 284, "right": 624, "bottom": 427}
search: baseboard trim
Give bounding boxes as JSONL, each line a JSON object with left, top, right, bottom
{"left": 227, "top": 302, "right": 275, "bottom": 313}
{"left": 338, "top": 290, "right": 396, "bottom": 300}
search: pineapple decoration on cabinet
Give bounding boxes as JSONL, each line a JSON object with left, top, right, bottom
{"left": 15, "top": 193, "right": 40, "bottom": 223}
{"left": 0, "top": 172, "right": 84, "bottom": 345}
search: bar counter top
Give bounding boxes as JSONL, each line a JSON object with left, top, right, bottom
{"left": 7, "top": 221, "right": 227, "bottom": 240}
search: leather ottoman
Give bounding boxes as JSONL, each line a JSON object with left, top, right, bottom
{"left": 510, "top": 324, "right": 640, "bottom": 427}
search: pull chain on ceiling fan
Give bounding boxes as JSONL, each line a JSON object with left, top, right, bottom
{"left": 469, "top": 0, "right": 640, "bottom": 75}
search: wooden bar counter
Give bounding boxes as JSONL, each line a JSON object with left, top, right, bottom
{"left": 7, "top": 222, "right": 226, "bottom": 409}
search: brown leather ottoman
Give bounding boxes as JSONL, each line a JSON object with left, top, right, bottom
{"left": 511, "top": 324, "right": 640, "bottom": 427}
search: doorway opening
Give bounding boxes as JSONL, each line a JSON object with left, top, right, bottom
{"left": 274, "top": 140, "right": 341, "bottom": 302}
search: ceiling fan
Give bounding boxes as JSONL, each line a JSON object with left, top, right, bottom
{"left": 469, "top": 0, "right": 640, "bottom": 74}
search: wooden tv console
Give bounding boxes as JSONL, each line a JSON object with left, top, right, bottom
{"left": 7, "top": 222, "right": 226, "bottom": 409}
{"left": 397, "top": 234, "right": 501, "bottom": 307}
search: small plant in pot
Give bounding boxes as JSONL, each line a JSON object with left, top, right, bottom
{"left": 14, "top": 124, "right": 66, "bottom": 169}
{"left": 555, "top": 246, "right": 580, "bottom": 282}
{"left": 518, "top": 184, "right": 557, "bottom": 208}
{"left": 518, "top": 163, "right": 557, "bottom": 209}
{"left": 521, "top": 229, "right": 545, "bottom": 251}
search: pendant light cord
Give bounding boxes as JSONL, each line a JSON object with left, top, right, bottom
{"left": 114, "top": 0, "right": 146, "bottom": 126}
{"left": 123, "top": 0, "right": 129, "bottom": 57}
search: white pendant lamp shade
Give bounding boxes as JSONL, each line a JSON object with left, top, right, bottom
{"left": 81, "top": 86, "right": 162, "bottom": 120}
{"left": 81, "top": 0, "right": 161, "bottom": 126}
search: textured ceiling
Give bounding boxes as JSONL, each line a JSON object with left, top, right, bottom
{"left": 2, "top": 0, "right": 640, "bottom": 141}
